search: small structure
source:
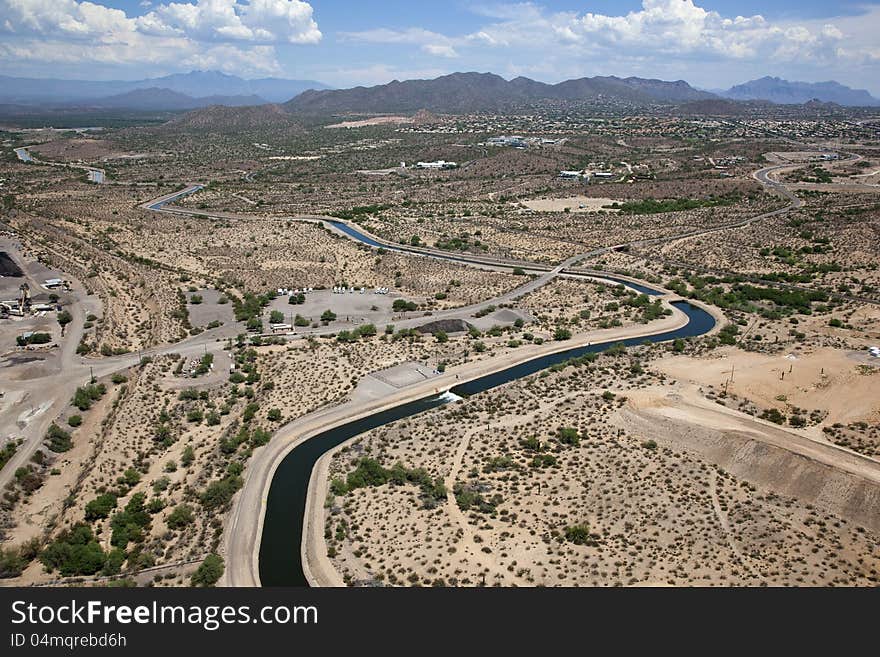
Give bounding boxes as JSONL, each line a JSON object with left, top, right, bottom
{"left": 487, "top": 135, "right": 527, "bottom": 148}
{"left": 19, "top": 283, "right": 30, "bottom": 313}
{"left": 416, "top": 160, "right": 457, "bottom": 169}
{"left": 0, "top": 301, "right": 23, "bottom": 317}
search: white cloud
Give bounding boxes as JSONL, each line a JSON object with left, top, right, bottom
{"left": 330, "top": 2, "right": 880, "bottom": 93}
{"left": 0, "top": 0, "right": 320, "bottom": 76}
{"left": 342, "top": 1, "right": 858, "bottom": 65}
{"left": 138, "top": 0, "right": 321, "bottom": 44}
{"left": 1, "top": 0, "right": 134, "bottom": 42}
{"left": 0, "top": 36, "right": 283, "bottom": 75}
{"left": 314, "top": 63, "right": 450, "bottom": 87}
{"left": 341, "top": 27, "right": 458, "bottom": 58}
{"left": 423, "top": 43, "right": 458, "bottom": 58}
{"left": 463, "top": 0, "right": 850, "bottom": 62}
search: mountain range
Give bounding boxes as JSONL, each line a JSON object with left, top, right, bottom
{"left": 285, "top": 72, "right": 880, "bottom": 114}
{"left": 285, "top": 72, "right": 716, "bottom": 114}
{"left": 1, "top": 70, "right": 877, "bottom": 116}
{"left": 0, "top": 70, "right": 329, "bottom": 107}
{"left": 719, "top": 76, "right": 879, "bottom": 106}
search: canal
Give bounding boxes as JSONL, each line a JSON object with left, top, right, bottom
{"left": 259, "top": 299, "right": 716, "bottom": 586}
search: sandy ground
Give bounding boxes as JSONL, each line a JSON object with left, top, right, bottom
{"left": 521, "top": 196, "right": 622, "bottom": 213}
{"left": 326, "top": 117, "right": 413, "bottom": 129}
{"left": 766, "top": 151, "right": 836, "bottom": 163}
{"left": 654, "top": 346, "right": 880, "bottom": 427}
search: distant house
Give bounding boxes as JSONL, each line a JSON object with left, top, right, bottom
{"left": 416, "top": 160, "right": 457, "bottom": 169}
{"left": 488, "top": 135, "right": 527, "bottom": 148}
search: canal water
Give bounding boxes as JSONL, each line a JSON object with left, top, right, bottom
{"left": 145, "top": 182, "right": 712, "bottom": 586}
{"left": 586, "top": 275, "right": 662, "bottom": 296}
{"left": 328, "top": 220, "right": 547, "bottom": 272}
{"left": 259, "top": 299, "right": 716, "bottom": 586}
{"left": 146, "top": 185, "right": 204, "bottom": 210}
{"left": 14, "top": 147, "right": 33, "bottom": 163}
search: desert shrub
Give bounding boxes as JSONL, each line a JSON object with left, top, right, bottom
{"left": 40, "top": 524, "right": 106, "bottom": 576}
{"left": 84, "top": 493, "right": 118, "bottom": 521}
{"left": 109, "top": 493, "right": 151, "bottom": 549}
{"left": 166, "top": 504, "right": 195, "bottom": 530}
{"left": 199, "top": 475, "right": 243, "bottom": 511}
{"left": 556, "top": 426, "right": 581, "bottom": 446}
{"left": 191, "top": 554, "right": 224, "bottom": 587}
{"left": 0, "top": 546, "right": 26, "bottom": 579}
{"left": 72, "top": 383, "right": 106, "bottom": 411}
{"left": 46, "top": 424, "right": 73, "bottom": 452}
{"left": 553, "top": 327, "right": 571, "bottom": 341}
{"left": 564, "top": 523, "right": 592, "bottom": 545}
{"left": 760, "top": 408, "right": 786, "bottom": 425}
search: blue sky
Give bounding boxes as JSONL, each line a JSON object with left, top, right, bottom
{"left": 2, "top": 1, "right": 879, "bottom": 93}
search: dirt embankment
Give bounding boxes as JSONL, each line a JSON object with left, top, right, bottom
{"left": 619, "top": 393, "right": 880, "bottom": 533}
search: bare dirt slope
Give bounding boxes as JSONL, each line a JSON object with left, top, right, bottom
{"left": 620, "top": 387, "right": 880, "bottom": 533}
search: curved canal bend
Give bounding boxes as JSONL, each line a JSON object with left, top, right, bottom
{"left": 260, "top": 299, "right": 716, "bottom": 586}
{"left": 143, "top": 186, "right": 722, "bottom": 587}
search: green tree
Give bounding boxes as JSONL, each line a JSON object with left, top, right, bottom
{"left": 553, "top": 327, "right": 572, "bottom": 341}
{"left": 40, "top": 524, "right": 107, "bottom": 576}
{"left": 57, "top": 310, "right": 73, "bottom": 327}
{"left": 556, "top": 426, "right": 581, "bottom": 446}
{"left": 191, "top": 554, "right": 224, "bottom": 587}
{"left": 166, "top": 504, "right": 195, "bottom": 530}
{"left": 84, "top": 493, "right": 118, "bottom": 521}
{"left": 0, "top": 547, "right": 26, "bottom": 579}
